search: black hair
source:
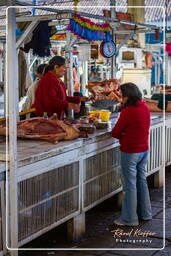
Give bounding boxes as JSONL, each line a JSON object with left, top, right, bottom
{"left": 44, "top": 56, "right": 65, "bottom": 74}
{"left": 36, "top": 64, "right": 48, "bottom": 75}
{"left": 120, "top": 83, "right": 142, "bottom": 107}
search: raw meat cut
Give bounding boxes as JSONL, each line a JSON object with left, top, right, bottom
{"left": 49, "top": 113, "right": 80, "bottom": 140}
{"left": 0, "top": 118, "right": 67, "bottom": 144}
{"left": 17, "top": 118, "right": 67, "bottom": 143}
{"left": 89, "top": 79, "right": 122, "bottom": 102}
{"left": 54, "top": 120, "right": 80, "bottom": 140}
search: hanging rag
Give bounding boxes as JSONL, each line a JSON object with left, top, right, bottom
{"left": 20, "top": 21, "right": 51, "bottom": 57}
{"left": 18, "top": 50, "right": 32, "bottom": 98}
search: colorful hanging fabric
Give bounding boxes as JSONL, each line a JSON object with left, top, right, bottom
{"left": 50, "top": 34, "right": 66, "bottom": 40}
{"left": 68, "top": 14, "right": 112, "bottom": 41}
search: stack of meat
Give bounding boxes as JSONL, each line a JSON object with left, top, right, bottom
{"left": 0, "top": 116, "right": 80, "bottom": 144}
{"left": 90, "top": 79, "right": 122, "bottom": 102}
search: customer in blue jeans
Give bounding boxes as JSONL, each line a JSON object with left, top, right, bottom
{"left": 112, "top": 83, "right": 152, "bottom": 226}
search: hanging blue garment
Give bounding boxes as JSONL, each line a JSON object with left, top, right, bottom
{"left": 20, "top": 21, "right": 51, "bottom": 57}
{"left": 32, "top": 21, "right": 51, "bottom": 57}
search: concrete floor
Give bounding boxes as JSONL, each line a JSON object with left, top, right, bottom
{"left": 17, "top": 167, "right": 171, "bottom": 256}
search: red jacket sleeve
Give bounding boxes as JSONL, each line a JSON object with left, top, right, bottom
{"left": 112, "top": 109, "right": 128, "bottom": 139}
{"left": 43, "top": 79, "right": 69, "bottom": 112}
{"left": 66, "top": 96, "right": 80, "bottom": 104}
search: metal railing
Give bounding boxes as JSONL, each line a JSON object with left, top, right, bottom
{"left": 165, "top": 119, "right": 171, "bottom": 166}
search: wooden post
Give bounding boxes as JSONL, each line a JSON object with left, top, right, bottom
{"left": 6, "top": 4, "right": 19, "bottom": 255}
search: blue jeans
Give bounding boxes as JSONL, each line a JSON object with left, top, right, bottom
{"left": 119, "top": 151, "right": 152, "bottom": 226}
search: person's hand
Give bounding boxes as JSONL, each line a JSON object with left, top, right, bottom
{"left": 115, "top": 102, "right": 124, "bottom": 112}
{"left": 80, "top": 96, "right": 90, "bottom": 102}
{"left": 68, "top": 103, "right": 81, "bottom": 113}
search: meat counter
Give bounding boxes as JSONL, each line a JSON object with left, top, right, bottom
{"left": 0, "top": 113, "right": 170, "bottom": 249}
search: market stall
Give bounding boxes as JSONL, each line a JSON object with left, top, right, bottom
{"left": 0, "top": 112, "right": 167, "bottom": 248}
{"left": 1, "top": 2, "right": 169, "bottom": 255}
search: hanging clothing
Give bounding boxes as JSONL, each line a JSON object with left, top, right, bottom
{"left": 145, "top": 52, "right": 153, "bottom": 68}
{"left": 20, "top": 21, "right": 51, "bottom": 57}
{"left": 22, "top": 77, "right": 40, "bottom": 111}
{"left": 73, "top": 67, "right": 80, "bottom": 92}
{"left": 18, "top": 50, "right": 32, "bottom": 98}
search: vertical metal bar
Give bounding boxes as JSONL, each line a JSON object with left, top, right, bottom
{"left": 3, "top": 42, "right": 6, "bottom": 117}
{"left": 166, "top": 125, "right": 168, "bottom": 165}
{"left": 82, "top": 61, "right": 88, "bottom": 96}
{"left": 169, "top": 125, "right": 171, "bottom": 164}
{"left": 79, "top": 159, "right": 84, "bottom": 213}
{"left": 32, "top": 0, "right": 36, "bottom": 16}
{"left": 169, "top": 126, "right": 171, "bottom": 164}
{"left": 154, "top": 128, "right": 156, "bottom": 169}
{"left": 6, "top": 5, "right": 19, "bottom": 251}
{"left": 156, "top": 126, "right": 159, "bottom": 168}
{"left": 110, "top": 0, "right": 116, "bottom": 78}
{"left": 65, "top": 30, "right": 74, "bottom": 118}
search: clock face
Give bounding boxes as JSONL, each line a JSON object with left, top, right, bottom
{"left": 102, "top": 41, "right": 116, "bottom": 58}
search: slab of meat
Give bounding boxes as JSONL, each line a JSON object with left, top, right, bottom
{"left": 0, "top": 118, "right": 67, "bottom": 144}
{"left": 54, "top": 120, "right": 80, "bottom": 140}
{"left": 49, "top": 113, "right": 80, "bottom": 140}
{"left": 90, "top": 79, "right": 121, "bottom": 102}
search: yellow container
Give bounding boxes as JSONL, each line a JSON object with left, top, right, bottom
{"left": 89, "top": 110, "right": 111, "bottom": 122}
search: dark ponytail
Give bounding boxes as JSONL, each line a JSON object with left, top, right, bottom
{"left": 43, "top": 65, "right": 52, "bottom": 75}
{"left": 43, "top": 56, "right": 66, "bottom": 75}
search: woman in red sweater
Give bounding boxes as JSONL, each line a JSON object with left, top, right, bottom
{"left": 33, "top": 56, "right": 81, "bottom": 119}
{"left": 112, "top": 83, "right": 152, "bottom": 226}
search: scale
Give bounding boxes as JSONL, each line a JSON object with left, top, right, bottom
{"left": 100, "top": 32, "right": 116, "bottom": 58}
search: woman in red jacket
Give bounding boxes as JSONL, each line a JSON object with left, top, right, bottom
{"left": 33, "top": 56, "right": 81, "bottom": 119}
{"left": 112, "top": 83, "right": 152, "bottom": 226}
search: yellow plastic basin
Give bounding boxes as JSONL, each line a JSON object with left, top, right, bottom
{"left": 89, "top": 110, "right": 111, "bottom": 122}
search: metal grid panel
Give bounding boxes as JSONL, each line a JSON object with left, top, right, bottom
{"left": 1, "top": 0, "right": 171, "bottom": 26}
{"left": 17, "top": 0, "right": 127, "bottom": 13}
{"left": 18, "top": 162, "right": 79, "bottom": 242}
{"left": 165, "top": 120, "right": 171, "bottom": 166}
{"left": 0, "top": 6, "right": 6, "bottom": 26}
{"left": 84, "top": 147, "right": 121, "bottom": 208}
{"left": 147, "top": 123, "right": 163, "bottom": 173}
{"left": 145, "top": 0, "right": 165, "bottom": 24}
{"left": 0, "top": 1, "right": 127, "bottom": 26}
{"left": 28, "top": 0, "right": 128, "bottom": 18}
